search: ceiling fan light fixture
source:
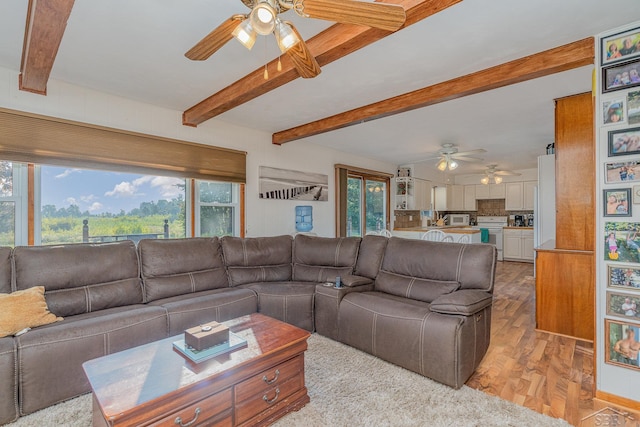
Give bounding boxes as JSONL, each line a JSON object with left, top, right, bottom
{"left": 448, "top": 159, "right": 458, "bottom": 170}
{"left": 436, "top": 159, "right": 447, "bottom": 171}
{"left": 494, "top": 176, "right": 503, "bottom": 184}
{"left": 232, "top": 19, "right": 257, "bottom": 50}
{"left": 480, "top": 176, "right": 489, "bottom": 185}
{"left": 275, "top": 20, "right": 299, "bottom": 52}
{"left": 250, "top": 2, "right": 277, "bottom": 35}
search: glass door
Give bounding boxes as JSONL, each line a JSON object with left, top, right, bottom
{"left": 346, "top": 176, "right": 387, "bottom": 237}
{"left": 0, "top": 161, "right": 26, "bottom": 246}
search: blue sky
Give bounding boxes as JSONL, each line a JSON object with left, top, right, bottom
{"left": 41, "top": 166, "right": 184, "bottom": 214}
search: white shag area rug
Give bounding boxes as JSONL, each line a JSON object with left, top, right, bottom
{"left": 7, "top": 334, "right": 569, "bottom": 427}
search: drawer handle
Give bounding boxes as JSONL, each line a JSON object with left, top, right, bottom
{"left": 262, "top": 369, "right": 280, "bottom": 385}
{"left": 175, "top": 407, "right": 201, "bottom": 427}
{"left": 263, "top": 387, "right": 280, "bottom": 405}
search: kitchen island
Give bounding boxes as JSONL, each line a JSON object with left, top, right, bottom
{"left": 392, "top": 226, "right": 482, "bottom": 243}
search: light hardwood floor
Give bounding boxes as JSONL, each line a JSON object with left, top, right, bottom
{"left": 465, "top": 261, "right": 639, "bottom": 426}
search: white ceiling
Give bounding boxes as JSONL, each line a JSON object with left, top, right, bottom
{"left": 1, "top": 0, "right": 640, "bottom": 174}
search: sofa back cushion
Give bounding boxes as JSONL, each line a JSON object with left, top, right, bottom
{"left": 13, "top": 241, "right": 142, "bottom": 317}
{"left": 221, "top": 235, "right": 292, "bottom": 286}
{"left": 375, "top": 237, "right": 496, "bottom": 303}
{"left": 139, "top": 237, "right": 229, "bottom": 302}
{"left": 354, "top": 235, "right": 388, "bottom": 279}
{"left": 293, "top": 235, "right": 360, "bottom": 282}
{"left": 0, "top": 247, "right": 11, "bottom": 294}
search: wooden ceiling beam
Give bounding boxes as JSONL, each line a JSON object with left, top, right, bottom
{"left": 272, "top": 37, "right": 595, "bottom": 145}
{"left": 182, "top": 0, "right": 462, "bottom": 127}
{"left": 19, "top": 0, "right": 75, "bottom": 95}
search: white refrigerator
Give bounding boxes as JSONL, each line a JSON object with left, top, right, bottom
{"left": 534, "top": 154, "right": 556, "bottom": 250}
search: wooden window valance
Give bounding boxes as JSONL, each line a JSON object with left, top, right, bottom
{"left": 0, "top": 107, "right": 246, "bottom": 182}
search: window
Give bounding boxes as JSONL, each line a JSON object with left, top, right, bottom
{"left": 39, "top": 166, "right": 187, "bottom": 245}
{"left": 195, "top": 181, "right": 241, "bottom": 237}
{"left": 0, "top": 161, "right": 27, "bottom": 246}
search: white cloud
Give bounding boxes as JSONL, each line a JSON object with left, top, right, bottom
{"left": 87, "top": 202, "right": 104, "bottom": 213}
{"left": 132, "top": 176, "right": 183, "bottom": 199}
{"left": 105, "top": 181, "right": 140, "bottom": 198}
{"left": 65, "top": 197, "right": 78, "bottom": 205}
{"left": 80, "top": 194, "right": 97, "bottom": 203}
{"left": 55, "top": 169, "right": 81, "bottom": 179}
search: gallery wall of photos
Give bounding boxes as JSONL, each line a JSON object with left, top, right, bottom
{"left": 598, "top": 21, "right": 640, "bottom": 401}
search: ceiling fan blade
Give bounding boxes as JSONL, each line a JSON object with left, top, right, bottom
{"left": 452, "top": 149, "right": 487, "bottom": 157}
{"left": 495, "top": 170, "right": 521, "bottom": 176}
{"left": 294, "top": 0, "right": 406, "bottom": 32}
{"left": 185, "top": 15, "right": 244, "bottom": 61}
{"left": 452, "top": 156, "right": 484, "bottom": 163}
{"left": 284, "top": 24, "right": 321, "bottom": 78}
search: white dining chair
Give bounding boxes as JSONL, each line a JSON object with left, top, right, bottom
{"left": 379, "top": 229, "right": 393, "bottom": 237}
{"left": 441, "top": 235, "right": 455, "bottom": 242}
{"left": 421, "top": 230, "right": 446, "bottom": 241}
{"left": 365, "top": 231, "right": 379, "bottom": 236}
{"left": 457, "top": 234, "right": 471, "bottom": 243}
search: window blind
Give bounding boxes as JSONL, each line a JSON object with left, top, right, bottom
{"left": 0, "top": 107, "right": 246, "bottom": 182}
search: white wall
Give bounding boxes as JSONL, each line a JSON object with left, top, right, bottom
{"left": 0, "top": 66, "right": 395, "bottom": 237}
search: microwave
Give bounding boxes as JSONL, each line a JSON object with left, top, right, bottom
{"left": 448, "top": 214, "right": 470, "bottom": 226}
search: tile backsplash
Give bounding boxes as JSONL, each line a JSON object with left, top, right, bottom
{"left": 394, "top": 210, "right": 421, "bottom": 228}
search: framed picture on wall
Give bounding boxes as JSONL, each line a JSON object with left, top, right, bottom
{"left": 604, "top": 188, "right": 632, "bottom": 217}
{"left": 602, "top": 27, "right": 640, "bottom": 65}
{"left": 607, "top": 291, "right": 640, "bottom": 321}
{"left": 604, "top": 222, "right": 640, "bottom": 263}
{"left": 628, "top": 90, "right": 640, "bottom": 125}
{"left": 603, "top": 59, "right": 640, "bottom": 93}
{"left": 608, "top": 127, "right": 640, "bottom": 156}
{"left": 603, "top": 99, "right": 625, "bottom": 125}
{"left": 608, "top": 264, "right": 640, "bottom": 289}
{"left": 605, "top": 319, "right": 640, "bottom": 371}
{"left": 605, "top": 159, "right": 640, "bottom": 183}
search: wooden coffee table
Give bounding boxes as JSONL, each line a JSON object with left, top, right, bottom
{"left": 83, "top": 313, "right": 310, "bottom": 426}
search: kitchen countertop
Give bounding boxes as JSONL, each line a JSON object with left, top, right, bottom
{"left": 503, "top": 226, "right": 534, "bottom": 230}
{"left": 393, "top": 227, "right": 480, "bottom": 234}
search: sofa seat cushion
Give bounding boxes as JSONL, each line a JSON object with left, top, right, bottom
{"left": 150, "top": 288, "right": 258, "bottom": 335}
{"left": 375, "top": 270, "right": 460, "bottom": 304}
{"left": 16, "top": 305, "right": 168, "bottom": 415}
{"left": 338, "top": 291, "right": 474, "bottom": 388}
{"left": 13, "top": 241, "right": 143, "bottom": 317}
{"left": 221, "top": 235, "right": 293, "bottom": 286}
{"left": 139, "top": 237, "right": 229, "bottom": 302}
{"left": 241, "top": 282, "right": 316, "bottom": 332}
{"left": 0, "top": 337, "right": 17, "bottom": 425}
{"left": 292, "top": 235, "right": 361, "bottom": 282}
{"left": 0, "top": 286, "right": 63, "bottom": 338}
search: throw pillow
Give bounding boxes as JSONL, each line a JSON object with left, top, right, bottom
{"left": 0, "top": 286, "right": 63, "bottom": 338}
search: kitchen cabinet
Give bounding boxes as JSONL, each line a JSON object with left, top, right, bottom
{"left": 503, "top": 228, "right": 534, "bottom": 262}
{"left": 450, "top": 185, "right": 464, "bottom": 211}
{"left": 396, "top": 177, "right": 431, "bottom": 210}
{"left": 475, "top": 183, "right": 506, "bottom": 200}
{"left": 464, "top": 185, "right": 476, "bottom": 211}
{"left": 505, "top": 183, "right": 523, "bottom": 210}
{"left": 523, "top": 181, "right": 536, "bottom": 210}
{"left": 505, "top": 181, "right": 537, "bottom": 211}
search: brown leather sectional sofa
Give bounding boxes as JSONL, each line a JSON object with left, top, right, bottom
{"left": 0, "top": 234, "right": 496, "bottom": 425}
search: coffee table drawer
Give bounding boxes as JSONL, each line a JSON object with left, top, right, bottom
{"left": 148, "top": 388, "right": 232, "bottom": 427}
{"left": 235, "top": 355, "right": 303, "bottom": 403}
{"left": 235, "top": 374, "right": 304, "bottom": 425}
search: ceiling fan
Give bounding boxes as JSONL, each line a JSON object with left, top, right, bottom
{"left": 184, "top": 0, "right": 406, "bottom": 79}
{"left": 417, "top": 143, "right": 486, "bottom": 171}
{"left": 480, "top": 164, "right": 521, "bottom": 185}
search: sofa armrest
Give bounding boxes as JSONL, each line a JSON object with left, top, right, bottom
{"left": 341, "top": 274, "right": 373, "bottom": 287}
{"left": 430, "top": 290, "right": 493, "bottom": 316}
